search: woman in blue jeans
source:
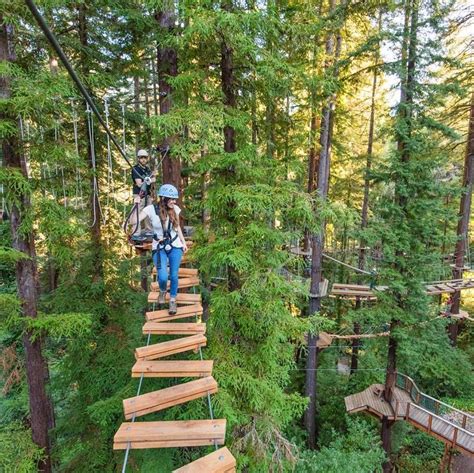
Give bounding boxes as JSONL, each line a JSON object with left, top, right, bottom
{"left": 133, "top": 184, "right": 188, "bottom": 314}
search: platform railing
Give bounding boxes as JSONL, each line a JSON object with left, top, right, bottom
{"left": 396, "top": 373, "right": 474, "bottom": 433}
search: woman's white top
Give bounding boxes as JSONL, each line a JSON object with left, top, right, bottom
{"left": 142, "top": 204, "right": 183, "bottom": 251}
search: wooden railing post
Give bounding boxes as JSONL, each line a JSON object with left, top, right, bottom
{"left": 405, "top": 403, "right": 410, "bottom": 420}
{"left": 428, "top": 414, "right": 432, "bottom": 432}
{"left": 394, "top": 400, "right": 399, "bottom": 419}
{"left": 452, "top": 427, "right": 458, "bottom": 447}
{"left": 462, "top": 415, "right": 467, "bottom": 429}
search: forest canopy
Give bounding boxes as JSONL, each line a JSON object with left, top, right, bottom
{"left": 1, "top": 0, "right": 473, "bottom": 472}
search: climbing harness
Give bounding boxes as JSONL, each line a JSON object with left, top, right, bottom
{"left": 153, "top": 204, "right": 179, "bottom": 254}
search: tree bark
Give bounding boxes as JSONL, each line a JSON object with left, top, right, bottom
{"left": 304, "top": 0, "right": 340, "bottom": 449}
{"left": 156, "top": 3, "right": 182, "bottom": 197}
{"left": 221, "top": 39, "right": 236, "bottom": 153}
{"left": 220, "top": 1, "right": 239, "bottom": 292}
{"left": 1, "top": 17, "right": 53, "bottom": 473}
{"left": 381, "top": 416, "right": 394, "bottom": 473}
{"left": 449, "top": 92, "right": 474, "bottom": 344}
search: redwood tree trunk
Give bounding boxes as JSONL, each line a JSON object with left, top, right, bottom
{"left": 304, "top": 0, "right": 339, "bottom": 449}
{"left": 220, "top": 1, "right": 239, "bottom": 292}
{"left": 156, "top": 3, "right": 182, "bottom": 197}
{"left": 1, "top": 17, "right": 53, "bottom": 473}
{"left": 449, "top": 92, "right": 474, "bottom": 344}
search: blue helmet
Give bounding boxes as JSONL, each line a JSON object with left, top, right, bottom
{"left": 158, "top": 184, "right": 179, "bottom": 199}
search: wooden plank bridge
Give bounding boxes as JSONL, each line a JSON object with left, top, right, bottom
{"left": 345, "top": 373, "right": 474, "bottom": 456}
{"left": 113, "top": 258, "right": 236, "bottom": 472}
{"left": 331, "top": 279, "right": 474, "bottom": 300}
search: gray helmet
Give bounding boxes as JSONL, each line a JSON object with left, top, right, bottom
{"left": 157, "top": 184, "right": 179, "bottom": 199}
{"left": 137, "top": 149, "right": 149, "bottom": 158}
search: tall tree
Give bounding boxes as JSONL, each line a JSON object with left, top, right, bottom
{"left": 156, "top": 0, "right": 182, "bottom": 195}
{"left": 305, "top": 0, "right": 342, "bottom": 449}
{"left": 1, "top": 15, "right": 53, "bottom": 473}
{"left": 382, "top": 1, "right": 419, "bottom": 469}
{"left": 448, "top": 92, "right": 474, "bottom": 344}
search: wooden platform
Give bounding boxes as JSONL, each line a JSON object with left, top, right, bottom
{"left": 317, "top": 332, "right": 333, "bottom": 349}
{"left": 131, "top": 360, "right": 213, "bottom": 378}
{"left": 150, "top": 277, "right": 200, "bottom": 291}
{"left": 331, "top": 283, "right": 383, "bottom": 300}
{"left": 135, "top": 334, "right": 207, "bottom": 361}
{"left": 123, "top": 376, "right": 218, "bottom": 419}
{"left": 442, "top": 309, "right": 473, "bottom": 321}
{"left": 145, "top": 304, "right": 203, "bottom": 322}
{"left": 142, "top": 322, "right": 206, "bottom": 336}
{"left": 345, "top": 383, "right": 411, "bottom": 419}
{"left": 173, "top": 447, "right": 236, "bottom": 473}
{"left": 113, "top": 419, "right": 226, "bottom": 450}
{"left": 148, "top": 292, "right": 202, "bottom": 305}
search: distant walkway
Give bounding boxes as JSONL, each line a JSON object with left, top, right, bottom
{"left": 345, "top": 373, "right": 473, "bottom": 456}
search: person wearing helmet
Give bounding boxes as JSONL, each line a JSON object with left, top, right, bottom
{"left": 133, "top": 184, "right": 187, "bottom": 314}
{"left": 131, "top": 149, "right": 155, "bottom": 234}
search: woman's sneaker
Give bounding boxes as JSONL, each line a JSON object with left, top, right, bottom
{"left": 169, "top": 299, "right": 177, "bottom": 315}
{"left": 158, "top": 291, "right": 166, "bottom": 304}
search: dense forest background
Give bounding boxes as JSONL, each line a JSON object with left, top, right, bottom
{"left": 1, "top": 0, "right": 473, "bottom": 472}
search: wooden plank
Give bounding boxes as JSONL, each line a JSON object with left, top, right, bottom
{"left": 150, "top": 277, "right": 200, "bottom": 291}
{"left": 135, "top": 334, "right": 206, "bottom": 361}
{"left": 173, "top": 447, "right": 236, "bottom": 473}
{"left": 331, "top": 289, "right": 374, "bottom": 296}
{"left": 142, "top": 322, "right": 206, "bottom": 336}
{"left": 332, "top": 283, "right": 372, "bottom": 291}
{"left": 148, "top": 292, "right": 201, "bottom": 305}
{"left": 123, "top": 376, "right": 218, "bottom": 419}
{"left": 131, "top": 360, "right": 213, "bottom": 378}
{"left": 113, "top": 419, "right": 226, "bottom": 450}
{"left": 146, "top": 304, "right": 203, "bottom": 322}
{"left": 319, "top": 278, "right": 329, "bottom": 297}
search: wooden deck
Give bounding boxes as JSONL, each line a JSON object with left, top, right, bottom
{"left": 345, "top": 379, "right": 474, "bottom": 456}
{"left": 345, "top": 384, "right": 411, "bottom": 419}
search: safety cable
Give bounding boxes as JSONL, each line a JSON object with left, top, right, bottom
{"left": 192, "top": 281, "right": 218, "bottom": 451}
{"left": 322, "top": 252, "right": 373, "bottom": 275}
{"left": 25, "top": 0, "right": 133, "bottom": 168}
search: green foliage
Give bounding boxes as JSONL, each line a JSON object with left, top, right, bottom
{"left": 395, "top": 425, "right": 445, "bottom": 473}
{"left": 0, "top": 422, "right": 44, "bottom": 473}
{"left": 1, "top": 1, "right": 473, "bottom": 472}
{"left": 296, "top": 417, "right": 385, "bottom": 473}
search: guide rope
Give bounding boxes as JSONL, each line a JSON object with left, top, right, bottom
{"left": 86, "top": 104, "right": 106, "bottom": 227}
